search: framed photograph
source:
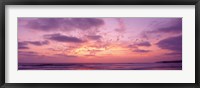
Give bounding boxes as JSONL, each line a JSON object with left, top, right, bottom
{"left": 0, "top": 0, "right": 199, "bottom": 88}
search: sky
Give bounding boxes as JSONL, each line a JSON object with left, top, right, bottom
{"left": 18, "top": 18, "right": 182, "bottom": 63}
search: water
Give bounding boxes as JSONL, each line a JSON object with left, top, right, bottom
{"left": 18, "top": 63, "right": 182, "bottom": 70}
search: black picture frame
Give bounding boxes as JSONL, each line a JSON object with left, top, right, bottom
{"left": 0, "top": 0, "right": 199, "bottom": 88}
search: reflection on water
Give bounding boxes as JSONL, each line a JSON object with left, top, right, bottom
{"left": 18, "top": 63, "right": 182, "bottom": 70}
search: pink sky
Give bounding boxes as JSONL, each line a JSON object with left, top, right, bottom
{"left": 18, "top": 18, "right": 182, "bottom": 63}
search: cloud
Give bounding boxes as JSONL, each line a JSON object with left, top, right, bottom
{"left": 24, "top": 18, "right": 61, "bottom": 31}
{"left": 84, "top": 55, "right": 96, "bottom": 57}
{"left": 128, "top": 40, "right": 151, "bottom": 53}
{"left": 28, "top": 40, "right": 49, "bottom": 46}
{"left": 165, "top": 52, "right": 182, "bottom": 56}
{"left": 18, "top": 51, "right": 38, "bottom": 56}
{"left": 54, "top": 54, "right": 77, "bottom": 58}
{"left": 133, "top": 49, "right": 151, "bottom": 53}
{"left": 134, "top": 41, "right": 151, "bottom": 47}
{"left": 149, "top": 18, "right": 182, "bottom": 33}
{"left": 18, "top": 40, "right": 49, "bottom": 49}
{"left": 21, "top": 18, "right": 104, "bottom": 31}
{"left": 87, "top": 35, "right": 102, "bottom": 40}
{"left": 157, "top": 35, "right": 182, "bottom": 52}
{"left": 67, "top": 18, "right": 104, "bottom": 30}
{"left": 87, "top": 50, "right": 102, "bottom": 56}
{"left": 127, "top": 41, "right": 151, "bottom": 51}
{"left": 115, "top": 18, "right": 126, "bottom": 32}
{"left": 18, "top": 42, "right": 29, "bottom": 49}
{"left": 18, "top": 46, "right": 29, "bottom": 49}
{"left": 44, "top": 33, "right": 85, "bottom": 43}
{"left": 18, "top": 52, "right": 56, "bottom": 63}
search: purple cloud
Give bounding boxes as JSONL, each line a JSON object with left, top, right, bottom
{"left": 21, "top": 18, "right": 104, "bottom": 31}
{"left": 54, "top": 54, "right": 77, "bottom": 58}
{"left": 149, "top": 18, "right": 182, "bottom": 33}
{"left": 157, "top": 35, "right": 182, "bottom": 52}
{"left": 28, "top": 40, "right": 49, "bottom": 46}
{"left": 18, "top": 40, "right": 49, "bottom": 50}
{"left": 67, "top": 18, "right": 104, "bottom": 30}
{"left": 25, "top": 18, "right": 62, "bottom": 31}
{"left": 18, "top": 51, "right": 38, "bottom": 56}
{"left": 165, "top": 52, "right": 182, "bottom": 56}
{"left": 18, "top": 46, "right": 29, "bottom": 49}
{"left": 44, "top": 33, "right": 85, "bottom": 43}
{"left": 127, "top": 41, "right": 151, "bottom": 51}
{"left": 115, "top": 18, "right": 126, "bottom": 32}
{"left": 87, "top": 35, "right": 102, "bottom": 40}
{"left": 84, "top": 54, "right": 96, "bottom": 57}
{"left": 18, "top": 42, "right": 29, "bottom": 49}
{"left": 133, "top": 49, "right": 150, "bottom": 53}
{"left": 134, "top": 41, "right": 151, "bottom": 47}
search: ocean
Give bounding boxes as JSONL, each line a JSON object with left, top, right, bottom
{"left": 18, "top": 63, "right": 182, "bottom": 70}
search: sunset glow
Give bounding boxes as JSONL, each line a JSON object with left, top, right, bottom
{"left": 18, "top": 18, "right": 182, "bottom": 65}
